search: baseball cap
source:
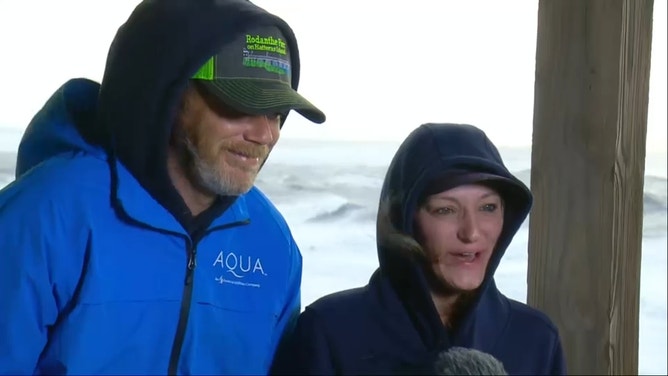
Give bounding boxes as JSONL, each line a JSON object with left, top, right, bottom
{"left": 191, "top": 25, "right": 326, "bottom": 124}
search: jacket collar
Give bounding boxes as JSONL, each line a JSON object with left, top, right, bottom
{"left": 110, "top": 157, "right": 249, "bottom": 236}
{"left": 370, "top": 268, "right": 509, "bottom": 355}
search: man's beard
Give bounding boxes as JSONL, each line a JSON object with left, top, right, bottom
{"left": 176, "top": 126, "right": 268, "bottom": 197}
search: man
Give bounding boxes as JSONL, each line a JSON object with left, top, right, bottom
{"left": 0, "top": 0, "right": 325, "bottom": 374}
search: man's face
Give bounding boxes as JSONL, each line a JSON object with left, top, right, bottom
{"left": 173, "top": 83, "right": 281, "bottom": 196}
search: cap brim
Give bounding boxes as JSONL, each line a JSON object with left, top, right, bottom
{"left": 197, "top": 78, "right": 326, "bottom": 124}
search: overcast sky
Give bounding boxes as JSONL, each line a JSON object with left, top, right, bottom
{"left": 0, "top": 0, "right": 665, "bottom": 152}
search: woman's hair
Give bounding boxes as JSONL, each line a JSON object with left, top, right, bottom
{"left": 376, "top": 195, "right": 425, "bottom": 258}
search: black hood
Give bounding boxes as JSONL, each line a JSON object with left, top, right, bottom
{"left": 91, "top": 0, "right": 303, "bottom": 225}
{"left": 375, "top": 123, "right": 532, "bottom": 343}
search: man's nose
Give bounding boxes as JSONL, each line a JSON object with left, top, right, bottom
{"left": 244, "top": 115, "right": 276, "bottom": 145}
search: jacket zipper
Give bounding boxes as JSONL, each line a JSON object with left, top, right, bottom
{"left": 166, "top": 219, "right": 250, "bottom": 374}
{"left": 168, "top": 239, "right": 196, "bottom": 375}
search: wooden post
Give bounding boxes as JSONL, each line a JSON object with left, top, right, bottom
{"left": 527, "top": 1, "right": 654, "bottom": 375}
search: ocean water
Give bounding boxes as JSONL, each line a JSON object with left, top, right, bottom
{"left": 0, "top": 137, "right": 666, "bottom": 374}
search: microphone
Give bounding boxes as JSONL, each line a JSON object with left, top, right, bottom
{"left": 433, "top": 347, "right": 508, "bottom": 375}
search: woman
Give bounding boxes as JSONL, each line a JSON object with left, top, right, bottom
{"left": 272, "top": 123, "right": 566, "bottom": 375}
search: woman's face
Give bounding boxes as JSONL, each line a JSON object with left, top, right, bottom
{"left": 414, "top": 183, "right": 504, "bottom": 294}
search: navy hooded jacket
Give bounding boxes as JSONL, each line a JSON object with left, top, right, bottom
{"left": 272, "top": 123, "right": 566, "bottom": 375}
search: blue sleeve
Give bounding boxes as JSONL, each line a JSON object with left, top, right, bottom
{"left": 0, "top": 182, "right": 85, "bottom": 373}
{"left": 271, "top": 307, "right": 337, "bottom": 375}
{"left": 267, "top": 238, "right": 302, "bottom": 369}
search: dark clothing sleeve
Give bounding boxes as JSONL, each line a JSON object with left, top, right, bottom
{"left": 271, "top": 307, "right": 337, "bottom": 376}
{"left": 550, "top": 334, "right": 567, "bottom": 375}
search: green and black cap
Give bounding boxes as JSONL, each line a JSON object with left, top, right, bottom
{"left": 192, "top": 25, "right": 325, "bottom": 124}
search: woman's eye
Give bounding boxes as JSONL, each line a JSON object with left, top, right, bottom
{"left": 481, "top": 203, "right": 498, "bottom": 212}
{"left": 433, "top": 207, "right": 455, "bottom": 215}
